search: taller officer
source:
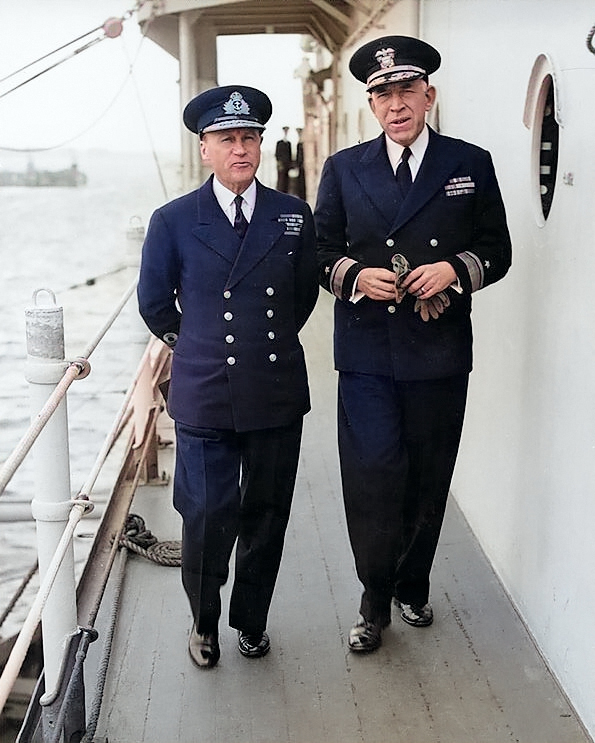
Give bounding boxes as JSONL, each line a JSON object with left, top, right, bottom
{"left": 314, "top": 36, "right": 511, "bottom": 652}
{"left": 138, "top": 85, "right": 318, "bottom": 669}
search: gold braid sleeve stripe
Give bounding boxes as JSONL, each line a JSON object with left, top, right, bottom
{"left": 330, "top": 257, "right": 358, "bottom": 299}
{"left": 456, "top": 251, "right": 484, "bottom": 292}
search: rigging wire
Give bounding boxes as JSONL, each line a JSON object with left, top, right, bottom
{"left": 0, "top": 19, "right": 125, "bottom": 102}
{"left": 0, "top": 0, "right": 152, "bottom": 91}
{"left": 0, "top": 6, "right": 157, "bottom": 155}
{"left": 0, "top": 24, "right": 107, "bottom": 86}
{"left": 121, "top": 21, "right": 171, "bottom": 201}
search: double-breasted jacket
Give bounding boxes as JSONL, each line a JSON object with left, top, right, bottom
{"left": 314, "top": 126, "right": 512, "bottom": 381}
{"left": 137, "top": 176, "right": 319, "bottom": 432}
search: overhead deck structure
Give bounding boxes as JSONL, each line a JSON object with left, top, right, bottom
{"left": 136, "top": 0, "right": 403, "bottom": 190}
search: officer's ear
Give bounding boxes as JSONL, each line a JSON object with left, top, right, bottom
{"left": 367, "top": 94, "right": 376, "bottom": 116}
{"left": 425, "top": 85, "right": 437, "bottom": 111}
{"left": 200, "top": 135, "right": 211, "bottom": 163}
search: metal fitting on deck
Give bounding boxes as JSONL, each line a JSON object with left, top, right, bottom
{"left": 24, "top": 288, "right": 68, "bottom": 384}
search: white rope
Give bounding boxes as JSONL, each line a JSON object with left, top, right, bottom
{"left": 80, "top": 277, "right": 137, "bottom": 360}
{"left": 0, "top": 363, "right": 82, "bottom": 496}
{"left": 0, "top": 503, "right": 87, "bottom": 714}
{"left": 0, "top": 278, "right": 138, "bottom": 498}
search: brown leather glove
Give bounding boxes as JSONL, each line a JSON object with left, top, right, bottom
{"left": 414, "top": 291, "right": 450, "bottom": 321}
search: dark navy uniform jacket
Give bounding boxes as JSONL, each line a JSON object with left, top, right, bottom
{"left": 137, "top": 176, "right": 319, "bottom": 432}
{"left": 315, "top": 126, "right": 512, "bottom": 381}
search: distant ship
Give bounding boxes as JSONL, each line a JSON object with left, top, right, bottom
{"left": 0, "top": 161, "right": 87, "bottom": 187}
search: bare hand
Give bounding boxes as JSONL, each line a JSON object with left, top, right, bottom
{"left": 401, "top": 261, "right": 457, "bottom": 299}
{"left": 357, "top": 267, "right": 396, "bottom": 301}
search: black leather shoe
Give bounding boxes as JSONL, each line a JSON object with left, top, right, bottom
{"left": 238, "top": 630, "right": 270, "bottom": 658}
{"left": 188, "top": 625, "right": 220, "bottom": 669}
{"left": 398, "top": 602, "right": 434, "bottom": 627}
{"left": 348, "top": 617, "right": 384, "bottom": 652}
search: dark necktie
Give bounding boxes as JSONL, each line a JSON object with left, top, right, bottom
{"left": 395, "top": 147, "right": 412, "bottom": 197}
{"left": 233, "top": 194, "right": 249, "bottom": 240}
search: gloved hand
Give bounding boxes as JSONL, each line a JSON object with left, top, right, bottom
{"left": 391, "top": 253, "right": 411, "bottom": 303}
{"left": 414, "top": 291, "right": 450, "bottom": 321}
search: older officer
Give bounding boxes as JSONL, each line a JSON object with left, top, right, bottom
{"left": 314, "top": 37, "right": 511, "bottom": 651}
{"left": 138, "top": 85, "right": 318, "bottom": 669}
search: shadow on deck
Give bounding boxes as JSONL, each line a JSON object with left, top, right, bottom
{"left": 86, "top": 293, "right": 591, "bottom": 743}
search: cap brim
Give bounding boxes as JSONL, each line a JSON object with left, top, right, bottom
{"left": 201, "top": 119, "right": 266, "bottom": 134}
{"left": 366, "top": 67, "right": 426, "bottom": 91}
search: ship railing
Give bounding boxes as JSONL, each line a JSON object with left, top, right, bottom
{"left": 0, "top": 221, "right": 172, "bottom": 741}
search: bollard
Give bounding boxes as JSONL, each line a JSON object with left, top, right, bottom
{"left": 25, "top": 288, "right": 78, "bottom": 702}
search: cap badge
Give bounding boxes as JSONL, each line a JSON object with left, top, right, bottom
{"left": 223, "top": 91, "right": 250, "bottom": 115}
{"left": 375, "top": 47, "right": 396, "bottom": 69}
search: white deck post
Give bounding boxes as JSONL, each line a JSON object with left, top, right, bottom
{"left": 25, "top": 289, "right": 77, "bottom": 699}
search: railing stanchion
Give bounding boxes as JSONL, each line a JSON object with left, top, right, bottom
{"left": 25, "top": 289, "right": 78, "bottom": 706}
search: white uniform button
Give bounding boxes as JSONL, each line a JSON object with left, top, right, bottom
{"left": 223, "top": 290, "right": 231, "bottom": 299}
{"left": 386, "top": 238, "right": 395, "bottom": 247}
{"left": 430, "top": 238, "right": 438, "bottom": 247}
{"left": 267, "top": 309, "right": 274, "bottom": 318}
{"left": 266, "top": 287, "right": 275, "bottom": 296}
{"left": 269, "top": 353, "right": 277, "bottom": 362}
{"left": 225, "top": 335, "right": 234, "bottom": 344}
{"left": 226, "top": 356, "right": 236, "bottom": 365}
{"left": 268, "top": 331, "right": 276, "bottom": 340}
{"left": 224, "top": 312, "right": 233, "bottom": 321}
{"left": 388, "top": 305, "right": 396, "bottom": 314}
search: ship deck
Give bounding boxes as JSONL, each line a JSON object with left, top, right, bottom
{"left": 85, "top": 292, "right": 591, "bottom": 743}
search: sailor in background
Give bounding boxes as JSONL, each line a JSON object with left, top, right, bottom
{"left": 294, "top": 127, "right": 306, "bottom": 200}
{"left": 314, "top": 36, "right": 512, "bottom": 652}
{"left": 275, "top": 125, "right": 292, "bottom": 192}
{"left": 137, "top": 85, "right": 318, "bottom": 668}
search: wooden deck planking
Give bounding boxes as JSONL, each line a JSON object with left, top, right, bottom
{"left": 86, "top": 293, "right": 591, "bottom": 743}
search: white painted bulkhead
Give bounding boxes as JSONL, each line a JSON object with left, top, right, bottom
{"left": 336, "top": 0, "right": 595, "bottom": 736}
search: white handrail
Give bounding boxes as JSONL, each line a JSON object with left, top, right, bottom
{"left": 0, "top": 278, "right": 138, "bottom": 499}
{"left": 0, "top": 502, "right": 87, "bottom": 713}
{"left": 0, "top": 336, "right": 164, "bottom": 717}
{"left": 0, "top": 362, "right": 83, "bottom": 497}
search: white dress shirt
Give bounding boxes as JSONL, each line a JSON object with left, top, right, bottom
{"left": 384, "top": 125, "right": 429, "bottom": 180}
{"left": 212, "top": 177, "right": 257, "bottom": 224}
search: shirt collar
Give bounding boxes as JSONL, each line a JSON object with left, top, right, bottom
{"left": 212, "top": 177, "right": 257, "bottom": 220}
{"left": 385, "top": 125, "right": 429, "bottom": 179}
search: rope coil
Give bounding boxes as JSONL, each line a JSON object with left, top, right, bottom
{"left": 119, "top": 514, "right": 181, "bottom": 567}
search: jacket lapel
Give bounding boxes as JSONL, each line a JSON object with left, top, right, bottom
{"left": 227, "top": 181, "right": 286, "bottom": 288}
{"left": 354, "top": 135, "right": 402, "bottom": 227}
{"left": 390, "top": 127, "right": 465, "bottom": 232}
{"left": 191, "top": 176, "right": 242, "bottom": 263}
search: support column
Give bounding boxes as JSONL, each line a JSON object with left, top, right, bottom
{"left": 179, "top": 11, "right": 199, "bottom": 193}
{"left": 179, "top": 11, "right": 218, "bottom": 191}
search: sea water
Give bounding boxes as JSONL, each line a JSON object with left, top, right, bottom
{"left": 0, "top": 148, "right": 179, "bottom": 639}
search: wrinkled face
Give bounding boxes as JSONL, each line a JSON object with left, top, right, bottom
{"left": 200, "top": 128, "right": 262, "bottom": 193}
{"left": 368, "top": 79, "right": 436, "bottom": 147}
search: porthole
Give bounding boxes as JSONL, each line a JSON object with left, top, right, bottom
{"left": 523, "top": 54, "right": 562, "bottom": 225}
{"left": 538, "top": 77, "right": 559, "bottom": 220}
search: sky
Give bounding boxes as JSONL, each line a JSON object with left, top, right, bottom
{"left": 0, "top": 1, "right": 305, "bottom": 157}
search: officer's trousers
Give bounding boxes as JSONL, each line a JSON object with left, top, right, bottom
{"left": 173, "top": 417, "right": 303, "bottom": 636}
{"left": 337, "top": 371, "right": 468, "bottom": 625}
